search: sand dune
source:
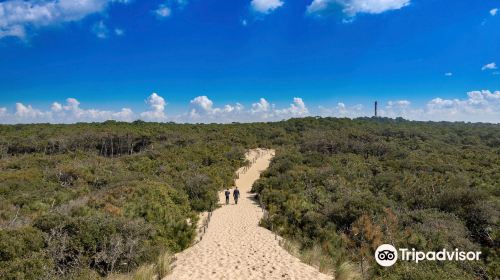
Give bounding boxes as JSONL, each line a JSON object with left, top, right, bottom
{"left": 164, "top": 149, "right": 331, "bottom": 280}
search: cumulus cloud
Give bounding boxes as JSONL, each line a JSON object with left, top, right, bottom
{"left": 51, "top": 102, "right": 63, "bottom": 112}
{"left": 189, "top": 96, "right": 214, "bottom": 117}
{"left": 0, "top": 0, "right": 129, "bottom": 39}
{"left": 275, "top": 97, "right": 309, "bottom": 117}
{"left": 0, "top": 95, "right": 309, "bottom": 124}
{"left": 0, "top": 98, "right": 134, "bottom": 124}
{"left": 251, "top": 0, "right": 284, "bottom": 14}
{"left": 187, "top": 96, "right": 244, "bottom": 122}
{"left": 307, "top": 0, "right": 410, "bottom": 16}
{"left": 491, "top": 8, "right": 498, "bottom": 16}
{"left": 365, "top": 92, "right": 500, "bottom": 122}
{"left": 249, "top": 97, "right": 309, "bottom": 120}
{"left": 140, "top": 93, "right": 167, "bottom": 121}
{"left": 251, "top": 98, "right": 274, "bottom": 118}
{"left": 482, "top": 62, "right": 497, "bottom": 71}
{"left": 181, "top": 96, "right": 309, "bottom": 122}
{"left": 52, "top": 98, "right": 135, "bottom": 122}
{"left": 316, "top": 92, "right": 500, "bottom": 123}
{"left": 2, "top": 92, "right": 500, "bottom": 124}
{"left": 425, "top": 90, "right": 500, "bottom": 121}
{"left": 15, "top": 103, "right": 45, "bottom": 119}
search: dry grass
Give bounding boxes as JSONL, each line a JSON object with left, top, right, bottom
{"left": 106, "top": 273, "right": 131, "bottom": 280}
{"left": 299, "top": 245, "right": 335, "bottom": 274}
{"left": 156, "top": 251, "right": 175, "bottom": 278}
{"left": 132, "top": 264, "right": 156, "bottom": 280}
{"left": 105, "top": 251, "right": 175, "bottom": 280}
{"left": 334, "top": 261, "right": 362, "bottom": 280}
{"left": 279, "top": 238, "right": 301, "bottom": 257}
{"left": 279, "top": 239, "right": 334, "bottom": 275}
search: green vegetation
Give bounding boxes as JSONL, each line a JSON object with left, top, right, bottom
{"left": 0, "top": 122, "right": 249, "bottom": 279}
{"left": 0, "top": 118, "right": 499, "bottom": 279}
{"left": 252, "top": 118, "right": 500, "bottom": 279}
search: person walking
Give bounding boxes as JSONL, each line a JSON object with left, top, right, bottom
{"left": 224, "top": 188, "right": 231, "bottom": 205}
{"left": 233, "top": 187, "right": 240, "bottom": 205}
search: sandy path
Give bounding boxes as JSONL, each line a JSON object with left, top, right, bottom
{"left": 165, "top": 149, "right": 332, "bottom": 280}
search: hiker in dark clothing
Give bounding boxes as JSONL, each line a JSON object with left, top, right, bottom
{"left": 233, "top": 187, "right": 240, "bottom": 204}
{"left": 224, "top": 188, "right": 231, "bottom": 205}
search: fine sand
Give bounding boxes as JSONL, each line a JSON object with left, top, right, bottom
{"left": 164, "top": 149, "right": 332, "bottom": 280}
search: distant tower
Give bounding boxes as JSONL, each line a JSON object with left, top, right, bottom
{"left": 374, "top": 101, "right": 378, "bottom": 117}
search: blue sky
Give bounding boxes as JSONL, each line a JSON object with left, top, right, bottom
{"left": 0, "top": 0, "right": 499, "bottom": 123}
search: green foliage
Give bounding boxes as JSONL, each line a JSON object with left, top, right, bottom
{"left": 0, "top": 227, "right": 44, "bottom": 261}
{"left": 0, "top": 118, "right": 499, "bottom": 279}
{"left": 0, "top": 251, "right": 52, "bottom": 280}
{"left": 251, "top": 118, "right": 499, "bottom": 279}
{"left": 0, "top": 122, "right": 247, "bottom": 278}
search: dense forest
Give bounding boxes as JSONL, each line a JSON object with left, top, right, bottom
{"left": 0, "top": 118, "right": 498, "bottom": 279}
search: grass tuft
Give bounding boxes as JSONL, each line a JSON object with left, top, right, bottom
{"left": 156, "top": 251, "right": 175, "bottom": 278}
{"left": 334, "top": 261, "right": 362, "bottom": 280}
{"left": 132, "top": 264, "right": 156, "bottom": 280}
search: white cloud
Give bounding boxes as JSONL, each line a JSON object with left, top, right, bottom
{"left": 112, "top": 108, "right": 134, "bottom": 120}
{"left": 424, "top": 90, "right": 500, "bottom": 122}
{"left": 153, "top": 0, "right": 188, "bottom": 18}
{"left": 140, "top": 93, "right": 167, "bottom": 121}
{"left": 317, "top": 93, "right": 500, "bottom": 123}
{"left": 51, "top": 98, "right": 135, "bottom": 122}
{"left": 387, "top": 100, "right": 410, "bottom": 108}
{"left": 249, "top": 97, "right": 309, "bottom": 120}
{"left": 482, "top": 62, "right": 497, "bottom": 71}
{"left": 51, "top": 102, "right": 63, "bottom": 112}
{"left": 319, "top": 102, "right": 365, "bottom": 118}
{"left": 92, "top": 21, "right": 108, "bottom": 39}
{"left": 307, "top": 0, "right": 330, "bottom": 14}
{"left": 190, "top": 96, "right": 214, "bottom": 117}
{"left": 378, "top": 100, "right": 418, "bottom": 118}
{"left": 307, "top": 0, "right": 410, "bottom": 16}
{"left": 3, "top": 98, "right": 135, "bottom": 123}
{"left": 275, "top": 97, "right": 309, "bottom": 117}
{"left": 251, "top": 98, "right": 273, "bottom": 118}
{"left": 0, "top": 0, "right": 129, "bottom": 39}
{"left": 445, "top": 72, "right": 453, "bottom": 76}
{"left": 114, "top": 28, "right": 124, "bottom": 36}
{"left": 155, "top": 5, "right": 172, "bottom": 18}
{"left": 2, "top": 92, "right": 500, "bottom": 124}
{"left": 491, "top": 8, "right": 498, "bottom": 16}
{"left": 251, "top": 0, "right": 284, "bottom": 14}
{"left": 182, "top": 96, "right": 309, "bottom": 122}
{"left": 15, "top": 103, "right": 46, "bottom": 119}
{"left": 188, "top": 96, "right": 244, "bottom": 121}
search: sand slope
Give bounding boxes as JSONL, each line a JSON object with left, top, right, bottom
{"left": 165, "top": 149, "right": 331, "bottom": 280}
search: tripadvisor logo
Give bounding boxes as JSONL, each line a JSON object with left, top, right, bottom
{"left": 375, "top": 244, "right": 398, "bottom": 267}
{"left": 374, "top": 244, "right": 482, "bottom": 267}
